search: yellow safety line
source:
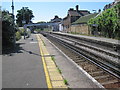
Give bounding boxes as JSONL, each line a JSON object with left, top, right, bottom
{"left": 37, "top": 34, "right": 68, "bottom": 88}
{"left": 36, "top": 34, "right": 52, "bottom": 88}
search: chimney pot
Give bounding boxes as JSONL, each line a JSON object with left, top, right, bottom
{"left": 69, "top": 8, "right": 74, "bottom": 11}
{"left": 76, "top": 5, "right": 79, "bottom": 11}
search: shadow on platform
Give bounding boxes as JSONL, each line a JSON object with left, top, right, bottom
{"left": 2, "top": 43, "right": 41, "bottom": 57}
{"left": 2, "top": 43, "right": 25, "bottom": 55}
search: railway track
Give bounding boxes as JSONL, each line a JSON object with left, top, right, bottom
{"left": 52, "top": 32, "right": 120, "bottom": 53}
{"left": 41, "top": 32, "right": 120, "bottom": 88}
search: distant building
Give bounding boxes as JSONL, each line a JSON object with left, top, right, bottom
{"left": 59, "top": 20, "right": 64, "bottom": 32}
{"left": 63, "top": 5, "right": 90, "bottom": 32}
{"left": 103, "top": 2, "right": 115, "bottom": 10}
{"left": 115, "top": 0, "right": 120, "bottom": 3}
{"left": 50, "top": 15, "right": 62, "bottom": 23}
{"left": 71, "top": 13, "right": 98, "bottom": 35}
{"left": 50, "top": 15, "right": 62, "bottom": 31}
{"left": 103, "top": 0, "right": 120, "bottom": 10}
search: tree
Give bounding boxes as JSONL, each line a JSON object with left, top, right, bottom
{"left": 88, "top": 3, "right": 120, "bottom": 39}
{"left": 2, "top": 10, "right": 16, "bottom": 49}
{"left": 114, "top": 2, "right": 120, "bottom": 39}
{"left": 16, "top": 7, "right": 34, "bottom": 27}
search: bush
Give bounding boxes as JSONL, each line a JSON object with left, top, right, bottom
{"left": 19, "top": 27, "right": 25, "bottom": 36}
{"left": 88, "top": 2, "right": 120, "bottom": 39}
{"left": 2, "top": 10, "right": 15, "bottom": 48}
{"left": 19, "top": 27, "right": 31, "bottom": 37}
{"left": 16, "top": 31, "right": 21, "bottom": 41}
{"left": 34, "top": 29, "right": 41, "bottom": 33}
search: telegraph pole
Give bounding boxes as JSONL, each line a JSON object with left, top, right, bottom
{"left": 11, "top": 0, "right": 16, "bottom": 47}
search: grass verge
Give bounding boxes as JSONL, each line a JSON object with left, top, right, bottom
{"left": 63, "top": 79, "right": 68, "bottom": 85}
{"left": 51, "top": 56, "right": 55, "bottom": 61}
{"left": 42, "top": 39, "right": 46, "bottom": 46}
{"left": 57, "top": 67, "right": 62, "bottom": 74}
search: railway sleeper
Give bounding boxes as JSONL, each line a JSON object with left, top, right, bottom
{"left": 89, "top": 71, "right": 107, "bottom": 77}
{"left": 103, "top": 80, "right": 120, "bottom": 88}
{"left": 102, "top": 79, "right": 119, "bottom": 85}
{"left": 96, "top": 75, "right": 116, "bottom": 83}
{"left": 83, "top": 67, "right": 101, "bottom": 73}
{"left": 83, "top": 64, "right": 100, "bottom": 71}
{"left": 94, "top": 75, "right": 110, "bottom": 79}
{"left": 74, "top": 60, "right": 86, "bottom": 63}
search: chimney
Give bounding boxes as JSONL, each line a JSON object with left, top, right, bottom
{"left": 76, "top": 5, "right": 79, "bottom": 11}
{"left": 69, "top": 8, "right": 74, "bottom": 11}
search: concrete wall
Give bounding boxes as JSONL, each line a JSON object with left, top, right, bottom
{"left": 70, "top": 24, "right": 90, "bottom": 35}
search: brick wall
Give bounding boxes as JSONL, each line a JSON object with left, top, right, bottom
{"left": 63, "top": 16, "right": 71, "bottom": 32}
{"left": 70, "top": 24, "right": 91, "bottom": 35}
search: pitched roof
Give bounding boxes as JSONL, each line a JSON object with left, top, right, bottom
{"left": 68, "top": 10, "right": 90, "bottom": 16}
{"left": 68, "top": 10, "right": 81, "bottom": 16}
{"left": 50, "top": 16, "right": 62, "bottom": 23}
{"left": 72, "top": 13, "right": 98, "bottom": 24}
{"left": 51, "top": 18, "right": 62, "bottom": 22}
{"left": 79, "top": 10, "right": 91, "bottom": 16}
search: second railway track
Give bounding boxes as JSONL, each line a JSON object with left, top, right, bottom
{"left": 41, "top": 32, "right": 120, "bottom": 88}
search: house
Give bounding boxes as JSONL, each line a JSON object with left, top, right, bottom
{"left": 71, "top": 13, "right": 98, "bottom": 35}
{"left": 103, "top": 0, "right": 120, "bottom": 10}
{"left": 58, "top": 19, "right": 64, "bottom": 32}
{"left": 115, "top": 0, "right": 120, "bottom": 3}
{"left": 63, "top": 5, "right": 90, "bottom": 32}
{"left": 50, "top": 15, "right": 62, "bottom": 23}
{"left": 103, "top": 2, "right": 115, "bottom": 10}
{"left": 50, "top": 15, "right": 62, "bottom": 31}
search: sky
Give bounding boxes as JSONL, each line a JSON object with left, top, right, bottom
{"left": 2, "top": 1, "right": 114, "bottom": 23}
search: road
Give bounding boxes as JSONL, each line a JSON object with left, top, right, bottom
{"left": 2, "top": 34, "right": 47, "bottom": 88}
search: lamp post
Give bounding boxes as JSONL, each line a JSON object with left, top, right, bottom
{"left": 11, "top": 0, "right": 16, "bottom": 47}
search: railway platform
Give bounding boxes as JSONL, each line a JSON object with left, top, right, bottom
{"left": 54, "top": 32, "right": 120, "bottom": 45}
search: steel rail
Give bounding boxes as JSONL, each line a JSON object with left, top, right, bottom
{"left": 51, "top": 34, "right": 120, "bottom": 59}
{"left": 46, "top": 33, "right": 120, "bottom": 79}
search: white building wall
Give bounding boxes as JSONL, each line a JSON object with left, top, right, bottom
{"left": 59, "top": 24, "right": 63, "bottom": 31}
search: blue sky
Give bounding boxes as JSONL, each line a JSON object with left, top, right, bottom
{"left": 2, "top": 1, "right": 114, "bottom": 23}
